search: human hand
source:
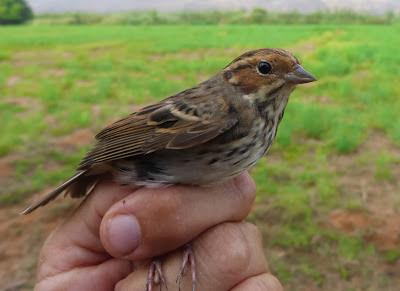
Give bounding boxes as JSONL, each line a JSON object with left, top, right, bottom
{"left": 35, "top": 172, "right": 282, "bottom": 291}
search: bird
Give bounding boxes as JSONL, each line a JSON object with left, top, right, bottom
{"left": 22, "top": 48, "right": 316, "bottom": 290}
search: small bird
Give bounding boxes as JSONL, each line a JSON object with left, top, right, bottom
{"left": 23, "top": 48, "right": 316, "bottom": 290}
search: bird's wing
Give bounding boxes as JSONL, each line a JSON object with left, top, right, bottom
{"left": 78, "top": 94, "right": 237, "bottom": 168}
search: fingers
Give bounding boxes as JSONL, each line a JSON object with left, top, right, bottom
{"left": 37, "top": 172, "right": 255, "bottom": 282}
{"left": 99, "top": 172, "right": 256, "bottom": 260}
{"left": 37, "top": 180, "right": 135, "bottom": 280}
{"left": 35, "top": 259, "right": 133, "bottom": 291}
{"left": 231, "top": 274, "right": 283, "bottom": 291}
{"left": 115, "top": 222, "right": 269, "bottom": 291}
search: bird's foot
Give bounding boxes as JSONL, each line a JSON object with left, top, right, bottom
{"left": 146, "top": 259, "right": 167, "bottom": 291}
{"left": 176, "top": 244, "right": 196, "bottom": 291}
{"left": 146, "top": 244, "right": 196, "bottom": 291}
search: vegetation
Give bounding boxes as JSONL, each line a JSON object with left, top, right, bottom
{"left": 0, "top": 24, "right": 399, "bottom": 290}
{"left": 0, "top": 0, "right": 33, "bottom": 24}
{"left": 31, "top": 9, "right": 399, "bottom": 26}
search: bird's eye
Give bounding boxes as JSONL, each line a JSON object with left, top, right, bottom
{"left": 257, "top": 61, "right": 272, "bottom": 75}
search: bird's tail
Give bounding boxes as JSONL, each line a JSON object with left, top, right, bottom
{"left": 21, "top": 170, "right": 88, "bottom": 215}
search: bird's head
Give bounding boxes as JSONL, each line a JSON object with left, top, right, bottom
{"left": 223, "top": 48, "right": 316, "bottom": 100}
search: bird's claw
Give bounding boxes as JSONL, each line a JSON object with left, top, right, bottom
{"left": 146, "top": 259, "right": 167, "bottom": 291}
{"left": 176, "top": 244, "right": 196, "bottom": 291}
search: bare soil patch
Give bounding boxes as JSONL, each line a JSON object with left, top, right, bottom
{"left": 330, "top": 209, "right": 400, "bottom": 250}
{"left": 150, "top": 47, "right": 243, "bottom": 62}
{"left": 291, "top": 41, "right": 317, "bottom": 55}
{"left": 6, "top": 76, "right": 21, "bottom": 87}
{"left": 0, "top": 155, "right": 18, "bottom": 181}
{"left": 52, "top": 128, "right": 94, "bottom": 151}
{"left": 42, "top": 69, "right": 65, "bottom": 78}
{"left": 5, "top": 97, "right": 42, "bottom": 114}
{"left": 329, "top": 132, "right": 400, "bottom": 250}
{"left": 9, "top": 50, "right": 71, "bottom": 69}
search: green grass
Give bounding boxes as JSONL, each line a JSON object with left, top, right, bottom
{"left": 1, "top": 24, "right": 399, "bottom": 290}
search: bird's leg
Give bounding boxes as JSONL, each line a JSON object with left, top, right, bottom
{"left": 146, "top": 259, "right": 167, "bottom": 291}
{"left": 176, "top": 244, "right": 196, "bottom": 291}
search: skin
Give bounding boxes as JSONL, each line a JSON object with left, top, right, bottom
{"left": 35, "top": 172, "right": 283, "bottom": 291}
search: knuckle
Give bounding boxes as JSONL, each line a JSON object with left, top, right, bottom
{"left": 259, "top": 274, "right": 284, "bottom": 291}
{"left": 246, "top": 222, "right": 263, "bottom": 244}
{"left": 209, "top": 223, "right": 253, "bottom": 279}
{"left": 231, "top": 175, "right": 256, "bottom": 218}
{"left": 114, "top": 280, "right": 126, "bottom": 291}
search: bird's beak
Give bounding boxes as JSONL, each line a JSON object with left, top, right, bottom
{"left": 285, "top": 64, "right": 316, "bottom": 84}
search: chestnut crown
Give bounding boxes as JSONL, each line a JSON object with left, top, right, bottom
{"left": 223, "top": 48, "right": 316, "bottom": 94}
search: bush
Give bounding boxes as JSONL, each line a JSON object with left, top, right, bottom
{"left": 0, "top": 0, "right": 33, "bottom": 24}
{"left": 32, "top": 9, "right": 399, "bottom": 26}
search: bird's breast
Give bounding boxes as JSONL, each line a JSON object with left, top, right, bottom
{"left": 113, "top": 114, "right": 280, "bottom": 186}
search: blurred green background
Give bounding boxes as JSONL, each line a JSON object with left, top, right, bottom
{"left": 0, "top": 3, "right": 400, "bottom": 290}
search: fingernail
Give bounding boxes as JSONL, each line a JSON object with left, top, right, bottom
{"left": 235, "top": 172, "right": 256, "bottom": 194}
{"left": 107, "top": 215, "right": 141, "bottom": 255}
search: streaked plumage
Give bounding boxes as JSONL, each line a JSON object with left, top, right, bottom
{"left": 23, "top": 48, "right": 316, "bottom": 214}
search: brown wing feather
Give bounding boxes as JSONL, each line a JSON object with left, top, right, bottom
{"left": 78, "top": 95, "right": 237, "bottom": 169}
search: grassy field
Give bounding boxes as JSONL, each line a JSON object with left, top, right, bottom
{"left": 0, "top": 24, "right": 400, "bottom": 290}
